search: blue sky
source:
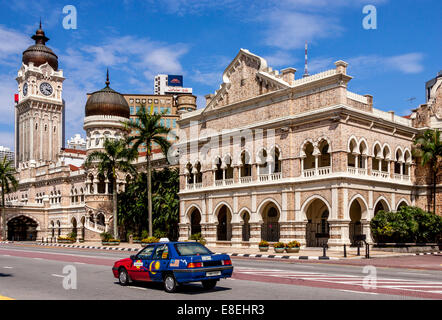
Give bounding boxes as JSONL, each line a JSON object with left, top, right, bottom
{"left": 0, "top": 0, "right": 440, "bottom": 149}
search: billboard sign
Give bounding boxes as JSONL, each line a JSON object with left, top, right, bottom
{"left": 165, "top": 86, "right": 192, "bottom": 94}
{"left": 167, "top": 75, "right": 183, "bottom": 87}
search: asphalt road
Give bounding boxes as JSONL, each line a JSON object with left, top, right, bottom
{"left": 0, "top": 243, "right": 440, "bottom": 300}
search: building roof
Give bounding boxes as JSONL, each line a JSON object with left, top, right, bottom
{"left": 22, "top": 23, "right": 58, "bottom": 71}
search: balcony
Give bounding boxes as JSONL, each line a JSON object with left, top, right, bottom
{"left": 347, "top": 167, "right": 367, "bottom": 176}
{"left": 240, "top": 176, "right": 252, "bottom": 184}
{"left": 371, "top": 170, "right": 389, "bottom": 179}
{"left": 302, "top": 166, "right": 331, "bottom": 178}
{"left": 186, "top": 182, "right": 203, "bottom": 190}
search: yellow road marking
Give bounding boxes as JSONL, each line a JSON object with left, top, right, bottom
{"left": 0, "top": 295, "right": 14, "bottom": 300}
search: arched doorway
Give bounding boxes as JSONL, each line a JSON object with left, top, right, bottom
{"left": 261, "top": 203, "right": 280, "bottom": 242}
{"left": 397, "top": 200, "right": 408, "bottom": 211}
{"left": 216, "top": 205, "right": 232, "bottom": 241}
{"left": 80, "top": 216, "right": 86, "bottom": 240}
{"left": 374, "top": 199, "right": 389, "bottom": 216}
{"left": 7, "top": 216, "right": 38, "bottom": 241}
{"left": 241, "top": 211, "right": 250, "bottom": 242}
{"left": 305, "top": 198, "right": 330, "bottom": 247}
{"left": 349, "top": 200, "right": 364, "bottom": 246}
{"left": 71, "top": 217, "right": 77, "bottom": 237}
{"left": 189, "top": 208, "right": 202, "bottom": 236}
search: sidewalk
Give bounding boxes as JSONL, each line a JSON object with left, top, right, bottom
{"left": 7, "top": 240, "right": 435, "bottom": 261}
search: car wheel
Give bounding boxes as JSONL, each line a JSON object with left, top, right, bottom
{"left": 163, "top": 274, "right": 178, "bottom": 293}
{"left": 202, "top": 279, "right": 217, "bottom": 290}
{"left": 118, "top": 268, "right": 130, "bottom": 286}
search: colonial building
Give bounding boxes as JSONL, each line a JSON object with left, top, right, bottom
{"left": 177, "top": 49, "right": 442, "bottom": 249}
{"left": 0, "top": 26, "right": 189, "bottom": 242}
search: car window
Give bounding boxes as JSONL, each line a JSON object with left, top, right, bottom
{"left": 152, "top": 244, "right": 169, "bottom": 260}
{"left": 137, "top": 245, "right": 155, "bottom": 260}
{"left": 174, "top": 243, "right": 212, "bottom": 256}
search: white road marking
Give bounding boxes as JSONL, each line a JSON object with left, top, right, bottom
{"left": 3, "top": 266, "right": 13, "bottom": 269}
{"left": 51, "top": 274, "right": 64, "bottom": 278}
{"left": 127, "top": 286, "right": 148, "bottom": 291}
{"left": 339, "top": 289, "right": 378, "bottom": 295}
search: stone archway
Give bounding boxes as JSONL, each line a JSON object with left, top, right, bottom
{"left": 349, "top": 200, "right": 365, "bottom": 246}
{"left": 374, "top": 198, "right": 390, "bottom": 215}
{"left": 240, "top": 210, "right": 251, "bottom": 242}
{"left": 216, "top": 205, "right": 232, "bottom": 241}
{"left": 261, "top": 203, "right": 280, "bottom": 242}
{"left": 7, "top": 215, "right": 38, "bottom": 241}
{"left": 189, "top": 207, "right": 202, "bottom": 236}
{"left": 305, "top": 198, "right": 330, "bottom": 247}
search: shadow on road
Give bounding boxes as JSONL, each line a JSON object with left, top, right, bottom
{"left": 113, "top": 281, "right": 232, "bottom": 295}
{"left": 0, "top": 273, "right": 12, "bottom": 278}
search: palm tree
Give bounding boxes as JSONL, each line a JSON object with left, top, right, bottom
{"left": 84, "top": 138, "right": 136, "bottom": 239}
{"left": 0, "top": 156, "right": 18, "bottom": 240}
{"left": 413, "top": 128, "right": 442, "bottom": 214}
{"left": 124, "top": 105, "right": 172, "bottom": 237}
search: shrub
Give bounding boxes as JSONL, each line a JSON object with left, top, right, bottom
{"left": 68, "top": 232, "right": 77, "bottom": 239}
{"left": 190, "top": 233, "right": 206, "bottom": 245}
{"left": 141, "top": 236, "right": 159, "bottom": 244}
{"left": 286, "top": 240, "right": 301, "bottom": 248}
{"left": 154, "top": 230, "right": 168, "bottom": 239}
{"left": 141, "top": 230, "right": 149, "bottom": 240}
{"left": 100, "top": 232, "right": 112, "bottom": 242}
{"left": 273, "top": 242, "right": 285, "bottom": 248}
{"left": 258, "top": 240, "right": 269, "bottom": 247}
{"left": 58, "top": 236, "right": 75, "bottom": 242}
{"left": 371, "top": 206, "right": 442, "bottom": 243}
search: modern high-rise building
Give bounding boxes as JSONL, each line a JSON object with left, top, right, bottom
{"left": 0, "top": 146, "right": 15, "bottom": 166}
{"left": 154, "top": 74, "right": 193, "bottom": 95}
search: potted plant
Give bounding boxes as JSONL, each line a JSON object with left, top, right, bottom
{"left": 57, "top": 236, "right": 75, "bottom": 244}
{"left": 286, "top": 240, "right": 301, "bottom": 253}
{"left": 273, "top": 242, "right": 286, "bottom": 253}
{"left": 132, "top": 236, "right": 141, "bottom": 244}
{"left": 258, "top": 240, "right": 269, "bottom": 252}
{"left": 190, "top": 233, "right": 207, "bottom": 245}
{"left": 141, "top": 236, "right": 160, "bottom": 247}
{"left": 105, "top": 238, "right": 120, "bottom": 246}
{"left": 100, "top": 232, "right": 112, "bottom": 245}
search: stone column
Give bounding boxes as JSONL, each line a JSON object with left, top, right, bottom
{"left": 230, "top": 222, "right": 243, "bottom": 247}
{"left": 327, "top": 219, "right": 351, "bottom": 250}
{"left": 361, "top": 219, "right": 373, "bottom": 244}
{"left": 248, "top": 222, "right": 262, "bottom": 245}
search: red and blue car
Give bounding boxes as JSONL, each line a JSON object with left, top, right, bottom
{"left": 112, "top": 240, "right": 233, "bottom": 293}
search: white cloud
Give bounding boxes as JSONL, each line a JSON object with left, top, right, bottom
{"left": 0, "top": 131, "right": 14, "bottom": 149}
{"left": 0, "top": 25, "right": 30, "bottom": 66}
{"left": 264, "top": 51, "right": 298, "bottom": 68}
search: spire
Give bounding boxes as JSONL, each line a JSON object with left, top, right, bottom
{"left": 32, "top": 19, "right": 49, "bottom": 45}
{"left": 105, "top": 68, "right": 110, "bottom": 87}
{"left": 303, "top": 41, "right": 309, "bottom": 78}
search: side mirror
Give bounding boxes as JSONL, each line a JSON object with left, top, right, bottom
{"left": 130, "top": 255, "right": 136, "bottom": 260}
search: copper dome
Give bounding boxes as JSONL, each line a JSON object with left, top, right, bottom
{"left": 85, "top": 71, "right": 130, "bottom": 119}
{"left": 22, "top": 24, "right": 58, "bottom": 71}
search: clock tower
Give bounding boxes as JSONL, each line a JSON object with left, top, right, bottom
{"left": 15, "top": 23, "right": 65, "bottom": 167}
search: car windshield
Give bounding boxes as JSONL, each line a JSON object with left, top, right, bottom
{"left": 174, "top": 243, "right": 212, "bottom": 256}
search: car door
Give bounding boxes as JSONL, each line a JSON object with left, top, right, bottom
{"left": 149, "top": 243, "right": 171, "bottom": 282}
{"left": 129, "top": 245, "right": 155, "bottom": 282}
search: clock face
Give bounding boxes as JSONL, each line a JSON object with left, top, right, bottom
{"left": 39, "top": 82, "right": 53, "bottom": 96}
{"left": 23, "top": 83, "right": 28, "bottom": 96}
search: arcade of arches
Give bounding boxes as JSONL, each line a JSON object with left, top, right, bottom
{"left": 182, "top": 194, "right": 410, "bottom": 248}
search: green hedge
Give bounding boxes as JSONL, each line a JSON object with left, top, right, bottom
{"left": 370, "top": 206, "right": 442, "bottom": 243}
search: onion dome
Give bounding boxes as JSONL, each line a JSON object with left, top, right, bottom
{"left": 22, "top": 21, "right": 58, "bottom": 71}
{"left": 85, "top": 70, "right": 130, "bottom": 119}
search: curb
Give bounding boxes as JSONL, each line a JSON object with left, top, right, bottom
{"left": 24, "top": 242, "right": 340, "bottom": 260}
{"left": 220, "top": 253, "right": 340, "bottom": 260}
{"left": 37, "top": 243, "right": 140, "bottom": 252}
{"left": 415, "top": 252, "right": 441, "bottom": 256}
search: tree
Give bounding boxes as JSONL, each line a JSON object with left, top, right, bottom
{"left": 117, "top": 168, "right": 180, "bottom": 240}
{"left": 124, "top": 105, "right": 172, "bottom": 237}
{"left": 413, "top": 128, "right": 442, "bottom": 214}
{"left": 370, "top": 206, "right": 442, "bottom": 243}
{"left": 84, "top": 138, "right": 136, "bottom": 239}
{"left": 0, "top": 156, "right": 18, "bottom": 240}
{"left": 152, "top": 168, "right": 179, "bottom": 240}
